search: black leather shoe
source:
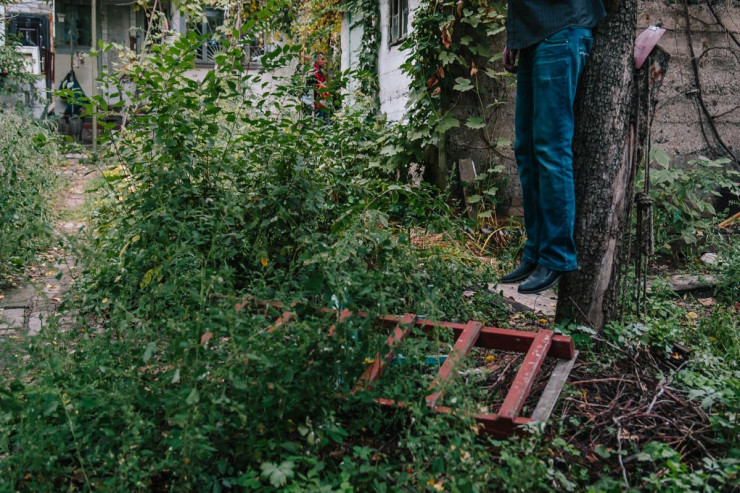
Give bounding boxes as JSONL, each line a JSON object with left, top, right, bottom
{"left": 500, "top": 260, "right": 536, "bottom": 283}
{"left": 517, "top": 265, "right": 563, "bottom": 294}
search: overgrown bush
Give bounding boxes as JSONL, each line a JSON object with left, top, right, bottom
{"left": 2, "top": 35, "right": 560, "bottom": 491}
{"left": 0, "top": 38, "right": 38, "bottom": 96}
{"left": 636, "top": 151, "right": 740, "bottom": 256}
{"left": 0, "top": 111, "right": 61, "bottom": 285}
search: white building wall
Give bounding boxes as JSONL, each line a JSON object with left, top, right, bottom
{"left": 376, "top": 0, "right": 419, "bottom": 121}
{"left": 5, "top": 0, "right": 52, "bottom": 15}
{"left": 341, "top": 0, "right": 419, "bottom": 121}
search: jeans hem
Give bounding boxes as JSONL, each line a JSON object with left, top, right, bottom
{"left": 537, "top": 258, "right": 577, "bottom": 273}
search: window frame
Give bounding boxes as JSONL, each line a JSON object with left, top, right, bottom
{"left": 389, "top": 0, "right": 409, "bottom": 46}
{"left": 193, "top": 7, "right": 266, "bottom": 68}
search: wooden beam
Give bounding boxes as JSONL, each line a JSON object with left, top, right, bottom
{"left": 426, "top": 321, "right": 482, "bottom": 407}
{"left": 498, "top": 330, "right": 553, "bottom": 420}
{"left": 353, "top": 313, "right": 417, "bottom": 392}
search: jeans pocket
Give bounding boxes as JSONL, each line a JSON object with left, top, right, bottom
{"left": 542, "top": 28, "right": 570, "bottom": 46}
{"left": 579, "top": 36, "right": 594, "bottom": 57}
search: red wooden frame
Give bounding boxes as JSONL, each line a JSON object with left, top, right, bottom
{"left": 237, "top": 299, "right": 576, "bottom": 437}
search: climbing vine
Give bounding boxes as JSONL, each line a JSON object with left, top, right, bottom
{"left": 398, "top": 0, "right": 506, "bottom": 147}
{"left": 344, "top": 0, "right": 380, "bottom": 108}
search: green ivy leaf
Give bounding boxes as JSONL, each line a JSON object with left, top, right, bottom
{"left": 435, "top": 114, "right": 460, "bottom": 134}
{"left": 453, "top": 77, "right": 474, "bottom": 92}
{"left": 465, "top": 117, "right": 486, "bottom": 129}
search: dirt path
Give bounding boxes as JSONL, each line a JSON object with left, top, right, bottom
{"left": 0, "top": 154, "right": 95, "bottom": 338}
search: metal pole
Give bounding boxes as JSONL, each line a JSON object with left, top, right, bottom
{"left": 91, "top": 0, "right": 97, "bottom": 151}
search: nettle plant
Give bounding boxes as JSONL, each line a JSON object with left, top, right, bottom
{"left": 637, "top": 150, "right": 740, "bottom": 255}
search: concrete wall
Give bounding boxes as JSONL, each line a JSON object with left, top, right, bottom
{"left": 638, "top": 0, "right": 739, "bottom": 165}
{"left": 341, "top": 0, "right": 739, "bottom": 212}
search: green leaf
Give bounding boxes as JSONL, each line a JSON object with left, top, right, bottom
{"left": 465, "top": 117, "right": 486, "bottom": 129}
{"left": 453, "top": 77, "right": 474, "bottom": 92}
{"left": 143, "top": 342, "right": 156, "bottom": 363}
{"left": 435, "top": 114, "right": 460, "bottom": 134}
{"left": 380, "top": 144, "right": 403, "bottom": 156}
{"left": 495, "top": 137, "right": 512, "bottom": 148}
{"left": 467, "top": 195, "right": 482, "bottom": 204}
{"left": 186, "top": 388, "right": 200, "bottom": 405}
{"left": 438, "top": 51, "right": 458, "bottom": 65}
{"left": 487, "top": 26, "right": 505, "bottom": 37}
{"left": 594, "top": 445, "right": 612, "bottom": 459}
{"left": 260, "top": 461, "right": 295, "bottom": 488}
{"left": 650, "top": 148, "right": 670, "bottom": 168}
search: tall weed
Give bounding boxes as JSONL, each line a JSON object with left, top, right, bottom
{"left": 0, "top": 111, "right": 61, "bottom": 285}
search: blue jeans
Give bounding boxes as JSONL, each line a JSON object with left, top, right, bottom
{"left": 515, "top": 26, "right": 593, "bottom": 272}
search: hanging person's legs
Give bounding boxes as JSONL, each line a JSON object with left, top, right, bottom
{"left": 501, "top": 43, "right": 538, "bottom": 284}
{"left": 502, "top": 26, "right": 594, "bottom": 293}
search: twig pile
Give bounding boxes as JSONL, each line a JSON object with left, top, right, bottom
{"left": 557, "top": 342, "right": 720, "bottom": 486}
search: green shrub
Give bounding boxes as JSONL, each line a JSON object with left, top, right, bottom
{"left": 636, "top": 152, "right": 740, "bottom": 256}
{"left": 0, "top": 111, "right": 61, "bottom": 285}
{"left": 1, "top": 35, "right": 539, "bottom": 491}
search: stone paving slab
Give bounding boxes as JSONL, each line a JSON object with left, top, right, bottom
{"left": 28, "top": 312, "right": 44, "bottom": 336}
{"left": 489, "top": 282, "right": 557, "bottom": 316}
{"left": 0, "top": 285, "right": 36, "bottom": 309}
{"left": 0, "top": 308, "right": 26, "bottom": 329}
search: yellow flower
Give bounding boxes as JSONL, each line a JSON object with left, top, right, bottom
{"left": 260, "top": 257, "right": 268, "bottom": 267}
{"left": 484, "top": 354, "right": 495, "bottom": 363}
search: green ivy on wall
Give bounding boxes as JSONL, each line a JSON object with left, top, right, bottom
{"left": 344, "top": 0, "right": 380, "bottom": 108}
{"left": 399, "top": 0, "right": 506, "bottom": 147}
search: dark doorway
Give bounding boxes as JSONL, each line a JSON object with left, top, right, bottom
{"left": 6, "top": 13, "right": 54, "bottom": 92}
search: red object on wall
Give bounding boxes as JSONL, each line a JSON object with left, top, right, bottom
{"left": 635, "top": 25, "right": 666, "bottom": 69}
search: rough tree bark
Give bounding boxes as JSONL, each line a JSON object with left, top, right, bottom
{"left": 555, "top": 0, "right": 640, "bottom": 330}
{"left": 428, "top": 22, "right": 509, "bottom": 203}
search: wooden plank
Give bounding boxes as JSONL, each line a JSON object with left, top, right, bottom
{"left": 476, "top": 326, "right": 573, "bottom": 359}
{"left": 426, "top": 321, "right": 482, "bottom": 407}
{"left": 353, "top": 313, "right": 417, "bottom": 392}
{"left": 498, "top": 330, "right": 553, "bottom": 420}
{"left": 327, "top": 309, "right": 354, "bottom": 336}
{"left": 530, "top": 350, "right": 579, "bottom": 424}
{"left": 474, "top": 413, "right": 532, "bottom": 437}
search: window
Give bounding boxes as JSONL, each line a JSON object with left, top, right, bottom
{"left": 389, "top": 0, "right": 408, "bottom": 44}
{"left": 194, "top": 8, "right": 266, "bottom": 67}
{"left": 195, "top": 8, "right": 224, "bottom": 64}
{"left": 55, "top": 1, "right": 92, "bottom": 50}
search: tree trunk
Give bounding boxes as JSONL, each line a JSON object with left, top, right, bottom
{"left": 439, "top": 23, "right": 509, "bottom": 206}
{"left": 555, "top": 0, "right": 639, "bottom": 330}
